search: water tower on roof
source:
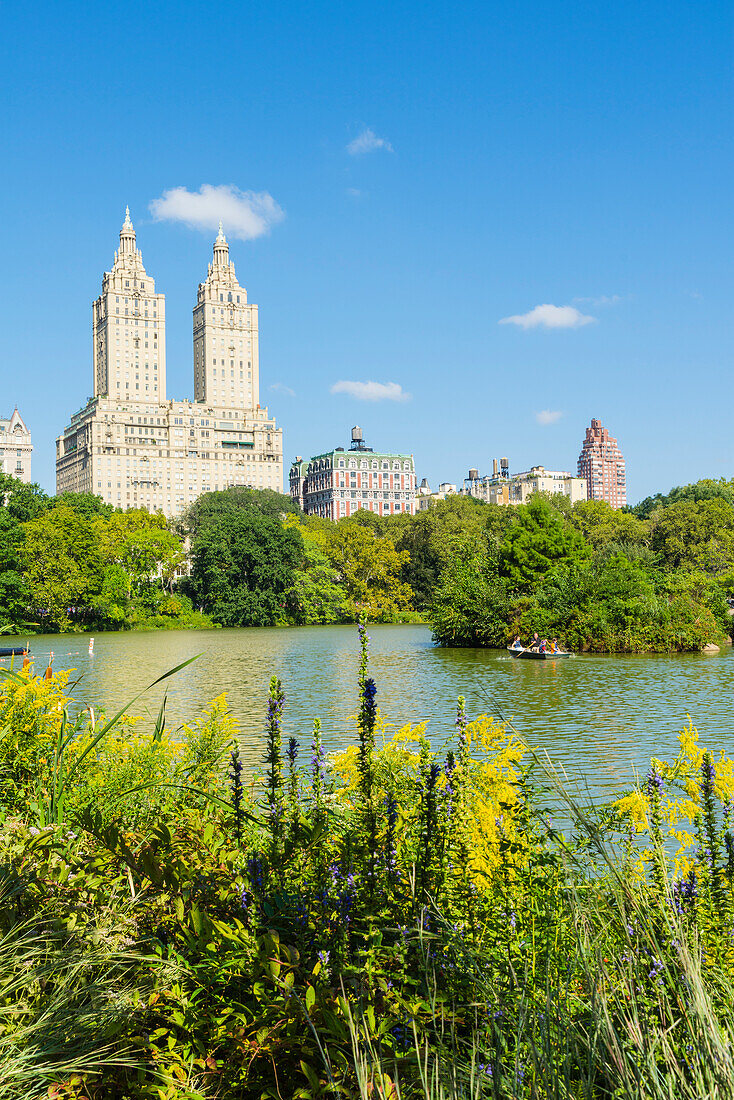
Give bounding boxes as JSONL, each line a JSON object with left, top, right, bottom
{"left": 349, "top": 425, "right": 372, "bottom": 452}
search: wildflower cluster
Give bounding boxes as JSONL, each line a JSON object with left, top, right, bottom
{"left": 9, "top": 635, "right": 734, "bottom": 1099}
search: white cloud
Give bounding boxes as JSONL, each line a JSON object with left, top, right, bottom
{"left": 573, "top": 294, "right": 622, "bottom": 307}
{"left": 346, "top": 187, "right": 364, "bottom": 198}
{"left": 536, "top": 409, "right": 563, "bottom": 425}
{"left": 270, "top": 382, "right": 295, "bottom": 397}
{"left": 149, "top": 184, "right": 284, "bottom": 241}
{"left": 330, "top": 380, "right": 410, "bottom": 402}
{"left": 346, "top": 128, "right": 393, "bottom": 155}
{"left": 499, "top": 304, "right": 596, "bottom": 329}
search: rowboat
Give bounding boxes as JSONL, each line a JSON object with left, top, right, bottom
{"left": 507, "top": 647, "right": 571, "bottom": 660}
{"left": 0, "top": 647, "right": 29, "bottom": 657}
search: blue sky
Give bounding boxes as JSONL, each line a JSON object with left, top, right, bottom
{"left": 3, "top": 0, "right": 732, "bottom": 503}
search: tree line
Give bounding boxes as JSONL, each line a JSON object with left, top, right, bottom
{"left": 2, "top": 471, "right": 734, "bottom": 650}
{"left": 0, "top": 475, "right": 200, "bottom": 633}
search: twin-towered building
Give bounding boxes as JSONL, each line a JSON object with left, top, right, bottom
{"left": 290, "top": 427, "right": 417, "bottom": 519}
{"left": 56, "top": 210, "right": 282, "bottom": 517}
{"left": 49, "top": 213, "right": 627, "bottom": 521}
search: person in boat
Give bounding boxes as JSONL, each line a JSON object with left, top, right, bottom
{"left": 528, "top": 632, "right": 541, "bottom": 650}
{"left": 510, "top": 635, "right": 523, "bottom": 650}
{"left": 539, "top": 638, "right": 548, "bottom": 653}
{"left": 548, "top": 638, "right": 559, "bottom": 654}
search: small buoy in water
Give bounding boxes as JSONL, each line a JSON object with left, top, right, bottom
{"left": 45, "top": 652, "right": 54, "bottom": 680}
{"left": 89, "top": 637, "right": 94, "bottom": 653}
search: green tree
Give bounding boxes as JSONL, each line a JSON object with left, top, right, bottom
{"left": 307, "top": 519, "right": 413, "bottom": 620}
{"left": 571, "top": 498, "right": 649, "bottom": 549}
{"left": 431, "top": 553, "right": 510, "bottom": 647}
{"left": 0, "top": 472, "right": 50, "bottom": 522}
{"left": 285, "top": 540, "right": 347, "bottom": 624}
{"left": 55, "top": 492, "right": 114, "bottom": 518}
{"left": 649, "top": 498, "right": 734, "bottom": 572}
{"left": 0, "top": 507, "right": 29, "bottom": 630}
{"left": 21, "top": 506, "right": 105, "bottom": 631}
{"left": 397, "top": 496, "right": 513, "bottom": 610}
{"left": 189, "top": 510, "right": 302, "bottom": 626}
{"left": 633, "top": 477, "right": 734, "bottom": 519}
{"left": 500, "top": 496, "right": 591, "bottom": 591}
{"left": 516, "top": 553, "right": 724, "bottom": 653}
{"left": 99, "top": 510, "right": 185, "bottom": 595}
{"left": 180, "top": 486, "right": 299, "bottom": 539}
{"left": 90, "top": 563, "right": 132, "bottom": 627}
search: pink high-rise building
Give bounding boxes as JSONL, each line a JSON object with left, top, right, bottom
{"left": 577, "top": 419, "right": 627, "bottom": 509}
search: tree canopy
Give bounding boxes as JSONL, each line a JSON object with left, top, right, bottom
{"left": 188, "top": 510, "right": 303, "bottom": 627}
{"left": 500, "top": 496, "right": 591, "bottom": 590}
{"left": 0, "top": 472, "right": 732, "bottom": 651}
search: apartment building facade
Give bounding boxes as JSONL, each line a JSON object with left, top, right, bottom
{"left": 0, "top": 408, "right": 32, "bottom": 483}
{"left": 577, "top": 418, "right": 627, "bottom": 508}
{"left": 462, "top": 459, "right": 586, "bottom": 505}
{"left": 290, "top": 427, "right": 417, "bottom": 520}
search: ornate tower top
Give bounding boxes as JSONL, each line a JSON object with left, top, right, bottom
{"left": 197, "top": 226, "right": 241, "bottom": 294}
{"left": 112, "top": 207, "right": 146, "bottom": 274}
{"left": 212, "top": 221, "right": 231, "bottom": 270}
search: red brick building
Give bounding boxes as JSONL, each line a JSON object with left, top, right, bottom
{"left": 289, "top": 427, "right": 417, "bottom": 520}
{"left": 577, "top": 418, "right": 627, "bottom": 509}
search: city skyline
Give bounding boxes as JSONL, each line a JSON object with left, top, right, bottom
{"left": 3, "top": 2, "right": 732, "bottom": 503}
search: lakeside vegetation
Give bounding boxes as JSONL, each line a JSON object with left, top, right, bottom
{"left": 3, "top": 631, "right": 734, "bottom": 1098}
{"left": 2, "top": 471, "right": 734, "bottom": 651}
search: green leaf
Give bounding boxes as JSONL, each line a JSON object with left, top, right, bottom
{"left": 305, "top": 985, "right": 316, "bottom": 1012}
{"left": 268, "top": 957, "right": 281, "bottom": 979}
{"left": 300, "top": 1060, "right": 321, "bottom": 1091}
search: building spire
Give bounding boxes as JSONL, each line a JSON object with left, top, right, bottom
{"left": 212, "top": 221, "right": 230, "bottom": 268}
{"left": 117, "top": 205, "right": 138, "bottom": 260}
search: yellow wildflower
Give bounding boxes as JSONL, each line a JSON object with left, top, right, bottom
{"left": 615, "top": 790, "right": 649, "bottom": 830}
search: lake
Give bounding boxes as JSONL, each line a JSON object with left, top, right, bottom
{"left": 3, "top": 624, "right": 733, "bottom": 801}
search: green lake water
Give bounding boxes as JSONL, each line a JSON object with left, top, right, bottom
{"left": 3, "top": 624, "right": 732, "bottom": 802}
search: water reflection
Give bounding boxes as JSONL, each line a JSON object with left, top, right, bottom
{"left": 2, "top": 625, "right": 732, "bottom": 800}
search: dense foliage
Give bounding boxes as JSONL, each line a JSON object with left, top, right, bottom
{"left": 0, "top": 475, "right": 206, "bottom": 634}
{"left": 3, "top": 473, "right": 734, "bottom": 649}
{"left": 3, "top": 634, "right": 734, "bottom": 1099}
{"left": 430, "top": 486, "right": 734, "bottom": 652}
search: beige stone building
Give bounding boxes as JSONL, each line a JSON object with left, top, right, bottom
{"left": 506, "top": 466, "right": 587, "bottom": 505}
{"left": 0, "top": 408, "right": 33, "bottom": 482}
{"left": 415, "top": 479, "right": 458, "bottom": 510}
{"left": 57, "top": 211, "right": 282, "bottom": 516}
{"left": 463, "top": 460, "right": 586, "bottom": 506}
